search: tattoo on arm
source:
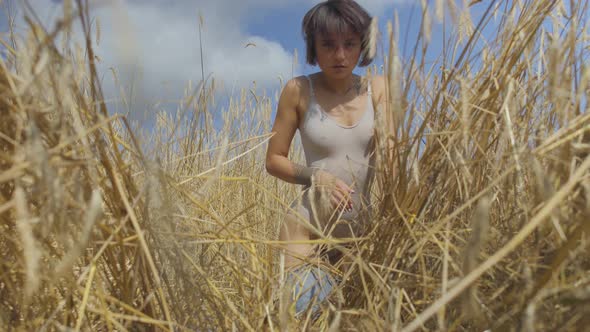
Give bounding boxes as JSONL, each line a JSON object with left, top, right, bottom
{"left": 292, "top": 163, "right": 316, "bottom": 186}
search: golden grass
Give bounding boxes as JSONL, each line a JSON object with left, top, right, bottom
{"left": 1, "top": 0, "right": 589, "bottom": 330}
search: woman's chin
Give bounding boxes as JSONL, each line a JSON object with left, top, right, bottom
{"left": 324, "top": 69, "right": 353, "bottom": 79}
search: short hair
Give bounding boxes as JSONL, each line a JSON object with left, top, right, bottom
{"left": 302, "top": 0, "right": 373, "bottom": 67}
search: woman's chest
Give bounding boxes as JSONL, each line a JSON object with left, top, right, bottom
{"left": 299, "top": 104, "right": 374, "bottom": 154}
{"left": 298, "top": 94, "right": 371, "bottom": 128}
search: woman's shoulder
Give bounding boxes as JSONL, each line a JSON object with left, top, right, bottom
{"left": 368, "top": 74, "right": 385, "bottom": 91}
{"left": 277, "top": 76, "right": 313, "bottom": 114}
{"left": 283, "top": 75, "right": 312, "bottom": 92}
{"left": 281, "top": 75, "right": 313, "bottom": 101}
{"left": 368, "top": 74, "right": 386, "bottom": 101}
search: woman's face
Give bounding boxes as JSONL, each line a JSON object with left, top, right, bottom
{"left": 314, "top": 29, "right": 362, "bottom": 79}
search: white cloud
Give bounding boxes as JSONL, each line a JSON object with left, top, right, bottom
{"left": 14, "top": 0, "right": 298, "bottom": 120}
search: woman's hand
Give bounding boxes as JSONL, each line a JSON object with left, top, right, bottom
{"left": 313, "top": 170, "right": 354, "bottom": 212}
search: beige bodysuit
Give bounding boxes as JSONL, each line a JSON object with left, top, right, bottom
{"left": 289, "top": 75, "right": 375, "bottom": 239}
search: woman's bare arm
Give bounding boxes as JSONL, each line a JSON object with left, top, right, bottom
{"left": 370, "top": 75, "right": 387, "bottom": 119}
{"left": 371, "top": 75, "right": 397, "bottom": 144}
{"left": 372, "top": 75, "right": 399, "bottom": 184}
{"left": 265, "top": 77, "right": 314, "bottom": 185}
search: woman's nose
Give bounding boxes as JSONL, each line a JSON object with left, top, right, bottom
{"left": 334, "top": 46, "right": 346, "bottom": 59}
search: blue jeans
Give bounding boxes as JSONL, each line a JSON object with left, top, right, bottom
{"left": 286, "top": 264, "right": 337, "bottom": 315}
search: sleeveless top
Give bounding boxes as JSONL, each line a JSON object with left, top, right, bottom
{"left": 293, "top": 75, "right": 375, "bottom": 238}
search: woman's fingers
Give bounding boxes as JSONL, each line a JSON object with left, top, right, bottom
{"left": 332, "top": 189, "right": 346, "bottom": 204}
{"left": 335, "top": 181, "right": 354, "bottom": 200}
{"left": 314, "top": 171, "right": 354, "bottom": 211}
{"left": 330, "top": 196, "right": 341, "bottom": 209}
{"left": 334, "top": 179, "right": 353, "bottom": 193}
{"left": 333, "top": 180, "right": 353, "bottom": 206}
{"left": 330, "top": 196, "right": 348, "bottom": 211}
{"left": 330, "top": 190, "right": 352, "bottom": 212}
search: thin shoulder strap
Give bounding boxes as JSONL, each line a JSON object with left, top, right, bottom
{"left": 305, "top": 75, "right": 315, "bottom": 97}
{"left": 367, "top": 78, "right": 372, "bottom": 96}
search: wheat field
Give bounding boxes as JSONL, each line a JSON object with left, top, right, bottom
{"left": 0, "top": 0, "right": 589, "bottom": 331}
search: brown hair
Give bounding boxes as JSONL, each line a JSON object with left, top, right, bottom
{"left": 302, "top": 0, "right": 373, "bottom": 67}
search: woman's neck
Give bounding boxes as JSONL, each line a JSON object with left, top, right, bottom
{"left": 318, "top": 73, "right": 358, "bottom": 95}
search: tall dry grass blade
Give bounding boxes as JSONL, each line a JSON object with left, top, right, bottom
{"left": 74, "top": 263, "right": 96, "bottom": 331}
{"left": 363, "top": 17, "right": 378, "bottom": 62}
{"left": 54, "top": 190, "right": 102, "bottom": 278}
{"left": 461, "top": 196, "right": 490, "bottom": 322}
{"left": 14, "top": 186, "right": 41, "bottom": 301}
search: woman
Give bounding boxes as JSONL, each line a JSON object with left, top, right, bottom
{"left": 265, "top": 0, "right": 385, "bottom": 316}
